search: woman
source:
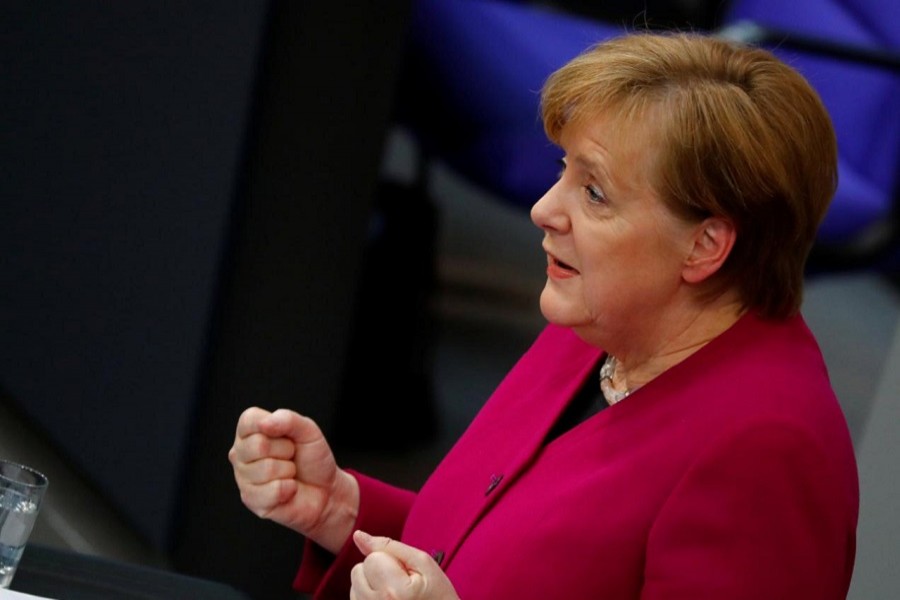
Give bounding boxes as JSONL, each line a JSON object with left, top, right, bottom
{"left": 229, "top": 32, "right": 859, "bottom": 599}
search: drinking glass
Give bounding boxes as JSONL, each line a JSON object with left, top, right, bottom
{"left": 0, "top": 460, "right": 49, "bottom": 589}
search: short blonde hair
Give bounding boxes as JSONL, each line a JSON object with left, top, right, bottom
{"left": 541, "top": 32, "right": 838, "bottom": 318}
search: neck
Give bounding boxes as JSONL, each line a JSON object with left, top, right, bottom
{"left": 612, "top": 297, "right": 747, "bottom": 390}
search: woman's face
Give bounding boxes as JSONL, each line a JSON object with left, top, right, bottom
{"left": 530, "top": 114, "right": 699, "bottom": 348}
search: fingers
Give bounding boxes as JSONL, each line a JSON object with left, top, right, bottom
{"left": 231, "top": 407, "right": 318, "bottom": 465}
{"left": 234, "top": 407, "right": 320, "bottom": 441}
{"left": 230, "top": 432, "right": 295, "bottom": 465}
{"left": 350, "top": 562, "right": 373, "bottom": 599}
{"left": 354, "top": 530, "right": 423, "bottom": 568}
{"left": 230, "top": 440, "right": 299, "bottom": 516}
{"left": 233, "top": 456, "right": 297, "bottom": 485}
{"left": 351, "top": 531, "right": 459, "bottom": 599}
{"left": 230, "top": 407, "right": 340, "bottom": 531}
{"left": 238, "top": 478, "right": 299, "bottom": 518}
{"left": 234, "top": 406, "right": 272, "bottom": 439}
{"left": 260, "top": 408, "right": 325, "bottom": 447}
{"left": 350, "top": 543, "right": 410, "bottom": 598}
{"left": 353, "top": 530, "right": 383, "bottom": 556}
{"left": 230, "top": 407, "right": 302, "bottom": 514}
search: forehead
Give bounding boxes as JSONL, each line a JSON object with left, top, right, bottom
{"left": 559, "top": 109, "right": 662, "bottom": 190}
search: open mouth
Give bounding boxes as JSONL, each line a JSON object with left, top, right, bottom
{"left": 550, "top": 254, "right": 579, "bottom": 274}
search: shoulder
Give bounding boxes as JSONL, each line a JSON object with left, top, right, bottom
{"left": 679, "top": 312, "right": 839, "bottom": 416}
{"left": 632, "top": 311, "right": 856, "bottom": 492}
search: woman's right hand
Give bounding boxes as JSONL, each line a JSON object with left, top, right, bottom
{"left": 228, "top": 407, "right": 360, "bottom": 554}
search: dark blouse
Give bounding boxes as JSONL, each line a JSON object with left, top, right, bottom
{"left": 545, "top": 360, "right": 605, "bottom": 443}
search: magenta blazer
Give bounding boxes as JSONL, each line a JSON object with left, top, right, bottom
{"left": 296, "top": 312, "right": 859, "bottom": 599}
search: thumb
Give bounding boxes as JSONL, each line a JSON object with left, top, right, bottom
{"left": 353, "top": 529, "right": 386, "bottom": 556}
{"left": 260, "top": 409, "right": 324, "bottom": 445}
{"left": 353, "top": 531, "right": 426, "bottom": 571}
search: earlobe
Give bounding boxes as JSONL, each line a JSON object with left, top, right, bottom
{"left": 683, "top": 217, "right": 736, "bottom": 284}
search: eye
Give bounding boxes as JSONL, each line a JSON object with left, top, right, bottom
{"left": 585, "top": 184, "right": 606, "bottom": 204}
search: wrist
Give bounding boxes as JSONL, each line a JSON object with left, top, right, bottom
{"left": 310, "top": 469, "right": 360, "bottom": 555}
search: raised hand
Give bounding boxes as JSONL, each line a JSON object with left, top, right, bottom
{"left": 228, "top": 407, "right": 359, "bottom": 554}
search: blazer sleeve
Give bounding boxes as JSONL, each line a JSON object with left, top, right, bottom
{"left": 641, "top": 421, "right": 858, "bottom": 600}
{"left": 293, "top": 470, "right": 417, "bottom": 599}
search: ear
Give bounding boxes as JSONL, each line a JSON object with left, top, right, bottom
{"left": 682, "top": 216, "right": 736, "bottom": 284}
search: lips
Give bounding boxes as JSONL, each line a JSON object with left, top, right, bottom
{"left": 553, "top": 256, "right": 577, "bottom": 273}
{"left": 546, "top": 252, "right": 579, "bottom": 278}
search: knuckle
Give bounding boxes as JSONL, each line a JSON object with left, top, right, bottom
{"left": 239, "top": 489, "right": 256, "bottom": 510}
{"left": 262, "top": 458, "right": 282, "bottom": 479}
{"left": 250, "top": 435, "right": 268, "bottom": 456}
{"left": 240, "top": 485, "right": 277, "bottom": 517}
{"left": 237, "top": 407, "right": 256, "bottom": 427}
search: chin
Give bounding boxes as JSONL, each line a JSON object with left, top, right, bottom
{"left": 538, "top": 291, "right": 582, "bottom": 328}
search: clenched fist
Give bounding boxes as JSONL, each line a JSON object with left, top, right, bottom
{"left": 228, "top": 407, "right": 359, "bottom": 554}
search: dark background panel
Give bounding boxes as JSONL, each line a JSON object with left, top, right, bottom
{"left": 2, "top": 1, "right": 414, "bottom": 598}
{"left": 174, "top": 2, "right": 416, "bottom": 597}
{"left": 1, "top": 0, "right": 268, "bottom": 552}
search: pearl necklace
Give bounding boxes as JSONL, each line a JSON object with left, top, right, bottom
{"left": 599, "top": 355, "right": 634, "bottom": 406}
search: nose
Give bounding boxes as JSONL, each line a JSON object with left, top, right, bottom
{"left": 530, "top": 180, "right": 567, "bottom": 233}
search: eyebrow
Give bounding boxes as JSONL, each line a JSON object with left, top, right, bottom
{"left": 571, "top": 151, "right": 614, "bottom": 189}
{"left": 572, "top": 154, "right": 601, "bottom": 172}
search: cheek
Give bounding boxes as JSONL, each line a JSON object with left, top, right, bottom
{"left": 623, "top": 213, "right": 691, "bottom": 270}
{"left": 580, "top": 268, "right": 627, "bottom": 310}
{"left": 579, "top": 231, "right": 682, "bottom": 302}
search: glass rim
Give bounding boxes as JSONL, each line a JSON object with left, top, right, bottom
{"left": 0, "top": 459, "right": 49, "bottom": 489}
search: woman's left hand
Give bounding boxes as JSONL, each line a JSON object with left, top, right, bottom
{"left": 350, "top": 530, "right": 460, "bottom": 600}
